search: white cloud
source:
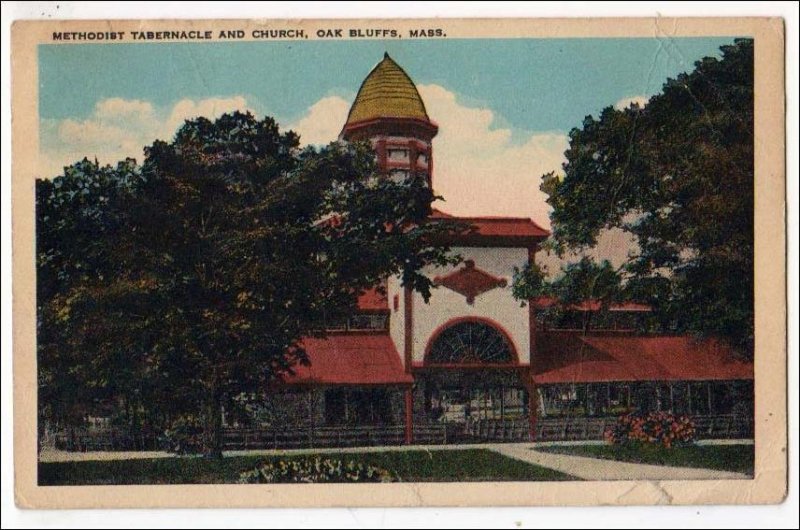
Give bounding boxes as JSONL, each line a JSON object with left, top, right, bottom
{"left": 416, "top": 84, "right": 568, "bottom": 227}
{"left": 614, "top": 95, "right": 649, "bottom": 110}
{"left": 286, "top": 96, "right": 351, "bottom": 146}
{"left": 161, "top": 96, "right": 254, "bottom": 140}
{"left": 40, "top": 96, "right": 255, "bottom": 178}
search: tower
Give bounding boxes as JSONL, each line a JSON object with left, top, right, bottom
{"left": 340, "top": 53, "right": 438, "bottom": 187}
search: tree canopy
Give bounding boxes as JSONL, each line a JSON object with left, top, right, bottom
{"left": 37, "top": 111, "right": 457, "bottom": 454}
{"left": 535, "top": 39, "right": 754, "bottom": 354}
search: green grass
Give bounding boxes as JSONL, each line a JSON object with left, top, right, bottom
{"left": 39, "top": 449, "right": 576, "bottom": 485}
{"left": 536, "top": 444, "right": 754, "bottom": 475}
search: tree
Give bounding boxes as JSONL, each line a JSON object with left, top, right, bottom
{"left": 514, "top": 257, "right": 623, "bottom": 333}
{"left": 36, "top": 158, "right": 146, "bottom": 435}
{"left": 538, "top": 39, "right": 754, "bottom": 354}
{"left": 37, "top": 111, "right": 458, "bottom": 455}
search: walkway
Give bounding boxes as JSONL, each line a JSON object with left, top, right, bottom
{"left": 39, "top": 442, "right": 751, "bottom": 481}
{"left": 492, "top": 444, "right": 749, "bottom": 481}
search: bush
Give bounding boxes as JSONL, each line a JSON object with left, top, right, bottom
{"left": 161, "top": 417, "right": 206, "bottom": 455}
{"left": 239, "top": 456, "right": 397, "bottom": 483}
{"left": 604, "top": 411, "right": 695, "bottom": 448}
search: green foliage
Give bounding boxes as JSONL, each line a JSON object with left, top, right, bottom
{"left": 550, "top": 257, "right": 622, "bottom": 308}
{"left": 36, "top": 111, "right": 458, "bottom": 455}
{"left": 160, "top": 416, "right": 205, "bottom": 455}
{"left": 511, "top": 261, "right": 547, "bottom": 301}
{"left": 238, "top": 456, "right": 396, "bottom": 483}
{"left": 540, "top": 39, "right": 754, "bottom": 353}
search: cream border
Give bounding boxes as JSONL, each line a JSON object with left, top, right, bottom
{"left": 12, "top": 17, "right": 787, "bottom": 508}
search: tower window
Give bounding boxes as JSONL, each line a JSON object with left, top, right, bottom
{"left": 417, "top": 153, "right": 428, "bottom": 165}
{"left": 387, "top": 148, "right": 409, "bottom": 161}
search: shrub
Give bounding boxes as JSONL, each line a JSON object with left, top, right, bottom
{"left": 239, "top": 456, "right": 397, "bottom": 483}
{"left": 161, "top": 416, "right": 206, "bottom": 455}
{"left": 604, "top": 411, "right": 695, "bottom": 448}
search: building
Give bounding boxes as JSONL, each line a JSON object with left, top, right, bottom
{"left": 235, "top": 54, "right": 754, "bottom": 448}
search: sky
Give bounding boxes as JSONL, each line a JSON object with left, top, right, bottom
{"left": 39, "top": 37, "right": 736, "bottom": 270}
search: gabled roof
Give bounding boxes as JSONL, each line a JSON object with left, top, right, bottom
{"left": 430, "top": 208, "right": 549, "bottom": 247}
{"left": 283, "top": 333, "right": 411, "bottom": 386}
{"left": 533, "top": 331, "right": 753, "bottom": 384}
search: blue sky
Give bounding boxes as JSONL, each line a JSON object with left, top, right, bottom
{"left": 40, "top": 37, "right": 735, "bottom": 132}
{"left": 38, "top": 36, "right": 737, "bottom": 245}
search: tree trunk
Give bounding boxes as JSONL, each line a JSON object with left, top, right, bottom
{"left": 205, "top": 389, "right": 224, "bottom": 459}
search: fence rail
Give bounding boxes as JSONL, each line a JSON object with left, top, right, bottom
{"left": 50, "top": 414, "right": 753, "bottom": 452}
{"left": 53, "top": 429, "right": 161, "bottom": 452}
{"left": 535, "top": 414, "right": 754, "bottom": 442}
{"left": 222, "top": 425, "right": 409, "bottom": 450}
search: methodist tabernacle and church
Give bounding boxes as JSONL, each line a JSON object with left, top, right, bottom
{"left": 227, "top": 54, "right": 754, "bottom": 448}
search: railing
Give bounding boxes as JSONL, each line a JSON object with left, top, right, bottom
{"left": 536, "top": 417, "right": 613, "bottom": 441}
{"left": 49, "top": 414, "right": 754, "bottom": 452}
{"left": 465, "top": 418, "right": 530, "bottom": 441}
{"left": 223, "top": 425, "right": 407, "bottom": 450}
{"left": 692, "top": 414, "right": 754, "bottom": 439}
{"left": 53, "top": 429, "right": 161, "bottom": 452}
{"left": 535, "top": 414, "right": 754, "bottom": 441}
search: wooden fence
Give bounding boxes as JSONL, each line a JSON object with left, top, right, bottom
{"left": 534, "top": 414, "right": 754, "bottom": 442}
{"left": 221, "top": 424, "right": 451, "bottom": 449}
{"left": 51, "top": 414, "right": 753, "bottom": 452}
{"left": 53, "top": 429, "right": 161, "bottom": 452}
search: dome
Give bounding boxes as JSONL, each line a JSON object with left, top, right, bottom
{"left": 345, "top": 53, "right": 430, "bottom": 125}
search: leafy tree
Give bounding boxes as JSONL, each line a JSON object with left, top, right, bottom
{"left": 37, "top": 111, "right": 458, "bottom": 455}
{"left": 538, "top": 39, "right": 754, "bottom": 354}
{"left": 36, "top": 158, "right": 146, "bottom": 435}
{"left": 514, "top": 257, "right": 623, "bottom": 332}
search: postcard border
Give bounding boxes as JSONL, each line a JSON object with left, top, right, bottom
{"left": 12, "top": 17, "right": 787, "bottom": 508}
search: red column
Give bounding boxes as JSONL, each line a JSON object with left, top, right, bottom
{"left": 404, "top": 387, "right": 414, "bottom": 444}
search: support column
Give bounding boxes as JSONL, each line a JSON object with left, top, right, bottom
{"left": 404, "top": 387, "right": 414, "bottom": 444}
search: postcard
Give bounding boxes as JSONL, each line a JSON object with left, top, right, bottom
{"left": 11, "top": 17, "right": 786, "bottom": 508}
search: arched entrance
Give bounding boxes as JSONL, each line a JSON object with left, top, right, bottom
{"left": 414, "top": 318, "right": 532, "bottom": 442}
{"left": 425, "top": 319, "right": 517, "bottom": 365}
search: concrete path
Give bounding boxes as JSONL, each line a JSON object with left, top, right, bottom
{"left": 492, "top": 444, "right": 750, "bottom": 481}
{"left": 39, "top": 449, "right": 176, "bottom": 463}
{"left": 39, "top": 442, "right": 751, "bottom": 481}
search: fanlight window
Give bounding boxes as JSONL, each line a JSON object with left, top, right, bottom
{"left": 427, "top": 321, "right": 514, "bottom": 365}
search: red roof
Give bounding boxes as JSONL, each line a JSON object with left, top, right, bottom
{"left": 532, "top": 296, "right": 652, "bottom": 312}
{"left": 533, "top": 331, "right": 753, "bottom": 384}
{"left": 357, "top": 286, "right": 389, "bottom": 311}
{"left": 430, "top": 208, "right": 549, "bottom": 246}
{"left": 283, "top": 333, "right": 412, "bottom": 386}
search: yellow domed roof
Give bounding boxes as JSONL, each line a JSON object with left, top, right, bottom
{"left": 345, "top": 53, "right": 430, "bottom": 125}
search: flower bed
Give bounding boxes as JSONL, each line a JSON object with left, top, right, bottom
{"left": 604, "top": 411, "right": 695, "bottom": 448}
{"left": 238, "top": 456, "right": 397, "bottom": 483}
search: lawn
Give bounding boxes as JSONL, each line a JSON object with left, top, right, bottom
{"left": 536, "top": 444, "right": 754, "bottom": 475}
{"left": 39, "top": 449, "right": 576, "bottom": 485}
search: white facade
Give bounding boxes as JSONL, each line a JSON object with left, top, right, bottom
{"left": 386, "top": 246, "right": 532, "bottom": 367}
{"left": 387, "top": 273, "right": 407, "bottom": 368}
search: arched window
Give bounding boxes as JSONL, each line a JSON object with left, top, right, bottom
{"left": 426, "top": 320, "right": 515, "bottom": 365}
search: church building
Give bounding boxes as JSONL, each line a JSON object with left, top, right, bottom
{"left": 234, "top": 54, "right": 754, "bottom": 448}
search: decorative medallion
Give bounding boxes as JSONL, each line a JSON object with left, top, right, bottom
{"left": 433, "top": 260, "right": 508, "bottom": 305}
